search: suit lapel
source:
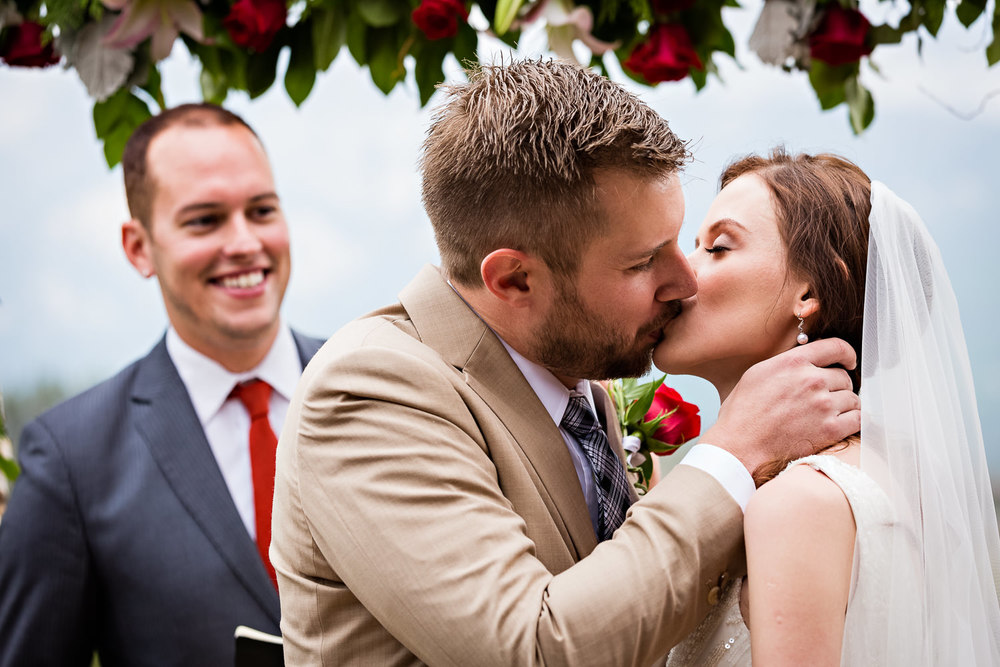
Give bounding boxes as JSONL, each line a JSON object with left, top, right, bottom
{"left": 131, "top": 340, "right": 280, "bottom": 623}
{"left": 400, "top": 266, "right": 599, "bottom": 558}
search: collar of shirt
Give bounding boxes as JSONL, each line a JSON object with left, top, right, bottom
{"left": 497, "top": 339, "right": 597, "bottom": 426}
{"left": 444, "top": 278, "right": 597, "bottom": 423}
{"left": 165, "top": 324, "right": 302, "bottom": 427}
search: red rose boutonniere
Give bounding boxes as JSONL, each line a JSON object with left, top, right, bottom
{"left": 607, "top": 376, "right": 700, "bottom": 493}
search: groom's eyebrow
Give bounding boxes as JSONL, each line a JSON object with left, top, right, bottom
{"left": 620, "top": 239, "right": 672, "bottom": 262}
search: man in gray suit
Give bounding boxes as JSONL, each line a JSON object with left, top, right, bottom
{"left": 0, "top": 104, "right": 323, "bottom": 666}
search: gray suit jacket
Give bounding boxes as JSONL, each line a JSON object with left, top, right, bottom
{"left": 273, "top": 266, "right": 744, "bottom": 666}
{"left": 0, "top": 331, "right": 324, "bottom": 667}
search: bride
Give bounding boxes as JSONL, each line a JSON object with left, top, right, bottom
{"left": 657, "top": 149, "right": 1000, "bottom": 665}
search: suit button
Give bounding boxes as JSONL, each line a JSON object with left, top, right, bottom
{"left": 707, "top": 585, "right": 720, "bottom": 606}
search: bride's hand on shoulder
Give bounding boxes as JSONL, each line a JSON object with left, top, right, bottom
{"left": 701, "top": 338, "right": 861, "bottom": 477}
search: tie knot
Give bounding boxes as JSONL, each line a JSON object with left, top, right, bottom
{"left": 561, "top": 395, "right": 601, "bottom": 439}
{"left": 232, "top": 379, "right": 272, "bottom": 419}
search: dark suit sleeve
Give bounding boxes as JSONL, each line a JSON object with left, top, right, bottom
{"left": 0, "top": 419, "right": 97, "bottom": 667}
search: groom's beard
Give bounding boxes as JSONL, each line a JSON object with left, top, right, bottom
{"left": 533, "top": 281, "right": 682, "bottom": 381}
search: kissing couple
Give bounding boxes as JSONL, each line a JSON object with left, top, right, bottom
{"left": 271, "top": 60, "right": 1000, "bottom": 665}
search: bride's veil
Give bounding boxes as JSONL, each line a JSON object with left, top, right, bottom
{"left": 849, "top": 181, "right": 1000, "bottom": 664}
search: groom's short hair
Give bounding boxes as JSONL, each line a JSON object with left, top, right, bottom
{"left": 122, "top": 103, "right": 261, "bottom": 230}
{"left": 420, "top": 59, "right": 690, "bottom": 287}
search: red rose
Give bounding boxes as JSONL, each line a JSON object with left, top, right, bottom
{"left": 623, "top": 23, "right": 703, "bottom": 83}
{"left": 809, "top": 5, "right": 872, "bottom": 66}
{"left": 223, "top": 0, "right": 287, "bottom": 53}
{"left": 412, "top": 0, "right": 468, "bottom": 41}
{"left": 1, "top": 21, "right": 60, "bottom": 68}
{"left": 645, "top": 384, "right": 700, "bottom": 453}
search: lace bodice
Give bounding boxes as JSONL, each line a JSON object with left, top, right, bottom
{"left": 665, "top": 454, "right": 893, "bottom": 666}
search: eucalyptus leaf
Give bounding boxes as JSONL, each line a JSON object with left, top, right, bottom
{"left": 357, "top": 0, "right": 406, "bottom": 28}
{"left": 285, "top": 26, "right": 317, "bottom": 107}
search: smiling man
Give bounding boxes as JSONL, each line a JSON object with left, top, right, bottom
{"left": 273, "top": 60, "right": 862, "bottom": 666}
{"left": 0, "top": 104, "right": 324, "bottom": 667}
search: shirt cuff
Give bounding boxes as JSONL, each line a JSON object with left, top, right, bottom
{"left": 678, "top": 444, "right": 755, "bottom": 512}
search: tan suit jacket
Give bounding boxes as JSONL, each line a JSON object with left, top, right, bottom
{"left": 272, "top": 265, "right": 744, "bottom": 666}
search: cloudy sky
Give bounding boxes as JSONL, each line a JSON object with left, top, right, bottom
{"left": 2, "top": 1, "right": 998, "bottom": 470}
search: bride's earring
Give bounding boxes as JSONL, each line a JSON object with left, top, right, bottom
{"left": 796, "top": 314, "right": 808, "bottom": 345}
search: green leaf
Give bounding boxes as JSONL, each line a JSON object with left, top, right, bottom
{"left": 139, "top": 62, "right": 164, "bottom": 110}
{"left": 869, "top": 24, "right": 904, "bottom": 46}
{"left": 844, "top": 76, "right": 875, "bottom": 134}
{"left": 101, "top": 120, "right": 134, "bottom": 167}
{"left": 311, "top": 5, "right": 348, "bottom": 71}
{"left": 246, "top": 48, "right": 280, "bottom": 99}
{"left": 92, "top": 87, "right": 130, "bottom": 138}
{"left": 808, "top": 60, "right": 854, "bottom": 110}
{"left": 414, "top": 40, "right": 447, "bottom": 106}
{"left": 0, "top": 455, "right": 19, "bottom": 483}
{"left": 367, "top": 27, "right": 404, "bottom": 94}
{"left": 956, "top": 0, "right": 987, "bottom": 28}
{"left": 346, "top": 9, "right": 369, "bottom": 66}
{"left": 92, "top": 89, "right": 152, "bottom": 166}
{"left": 357, "top": 0, "right": 407, "bottom": 28}
{"left": 988, "top": 37, "right": 1000, "bottom": 66}
{"left": 200, "top": 68, "right": 229, "bottom": 105}
{"left": 452, "top": 20, "right": 478, "bottom": 69}
{"left": 494, "top": 0, "right": 525, "bottom": 35}
{"left": 285, "top": 23, "right": 317, "bottom": 106}
{"left": 922, "top": 0, "right": 945, "bottom": 36}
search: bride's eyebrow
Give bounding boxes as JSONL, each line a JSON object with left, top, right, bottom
{"left": 698, "top": 218, "right": 748, "bottom": 245}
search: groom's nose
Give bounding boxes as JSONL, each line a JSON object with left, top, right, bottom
{"left": 655, "top": 244, "right": 697, "bottom": 302}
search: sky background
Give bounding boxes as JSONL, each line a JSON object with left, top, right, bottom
{"left": 1, "top": 1, "right": 998, "bottom": 475}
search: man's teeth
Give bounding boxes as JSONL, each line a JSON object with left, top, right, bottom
{"left": 220, "top": 271, "right": 264, "bottom": 289}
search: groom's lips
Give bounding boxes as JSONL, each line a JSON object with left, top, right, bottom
{"left": 642, "top": 301, "right": 684, "bottom": 343}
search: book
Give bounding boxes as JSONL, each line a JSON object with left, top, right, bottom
{"left": 234, "top": 625, "right": 284, "bottom": 667}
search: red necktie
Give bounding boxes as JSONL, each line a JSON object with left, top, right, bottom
{"left": 232, "top": 379, "right": 278, "bottom": 590}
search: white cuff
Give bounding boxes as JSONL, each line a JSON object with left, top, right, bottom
{"left": 678, "top": 444, "right": 755, "bottom": 512}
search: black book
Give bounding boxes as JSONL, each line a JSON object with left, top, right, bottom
{"left": 234, "top": 625, "right": 284, "bottom": 667}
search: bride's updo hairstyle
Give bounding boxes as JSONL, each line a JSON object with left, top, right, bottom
{"left": 722, "top": 149, "right": 872, "bottom": 482}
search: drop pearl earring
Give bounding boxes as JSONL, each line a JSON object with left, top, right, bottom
{"left": 796, "top": 314, "right": 808, "bottom": 345}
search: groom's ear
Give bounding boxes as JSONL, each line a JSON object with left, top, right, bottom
{"left": 122, "top": 219, "right": 155, "bottom": 279}
{"left": 480, "top": 249, "right": 546, "bottom": 307}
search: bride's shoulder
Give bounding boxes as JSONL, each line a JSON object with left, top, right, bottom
{"left": 745, "top": 463, "right": 855, "bottom": 540}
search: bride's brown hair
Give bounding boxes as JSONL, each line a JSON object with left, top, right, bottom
{"left": 721, "top": 149, "right": 872, "bottom": 483}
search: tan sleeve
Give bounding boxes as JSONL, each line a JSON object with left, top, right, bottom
{"left": 282, "top": 344, "right": 743, "bottom": 667}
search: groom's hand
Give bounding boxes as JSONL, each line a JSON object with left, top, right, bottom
{"left": 700, "top": 338, "right": 861, "bottom": 482}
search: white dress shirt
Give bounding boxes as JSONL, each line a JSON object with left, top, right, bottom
{"left": 166, "top": 324, "right": 303, "bottom": 538}
{"left": 499, "top": 340, "right": 755, "bottom": 514}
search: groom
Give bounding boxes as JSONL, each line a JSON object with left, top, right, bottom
{"left": 273, "top": 60, "right": 860, "bottom": 665}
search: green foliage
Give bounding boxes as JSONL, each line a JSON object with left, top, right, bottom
{"left": 92, "top": 87, "right": 153, "bottom": 166}
{"left": 13, "top": 0, "right": 998, "bottom": 165}
{"left": 0, "top": 399, "right": 18, "bottom": 484}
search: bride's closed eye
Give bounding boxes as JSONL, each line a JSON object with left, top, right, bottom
{"left": 704, "top": 245, "right": 729, "bottom": 254}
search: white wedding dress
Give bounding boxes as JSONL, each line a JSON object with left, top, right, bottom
{"left": 665, "top": 454, "right": 893, "bottom": 667}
